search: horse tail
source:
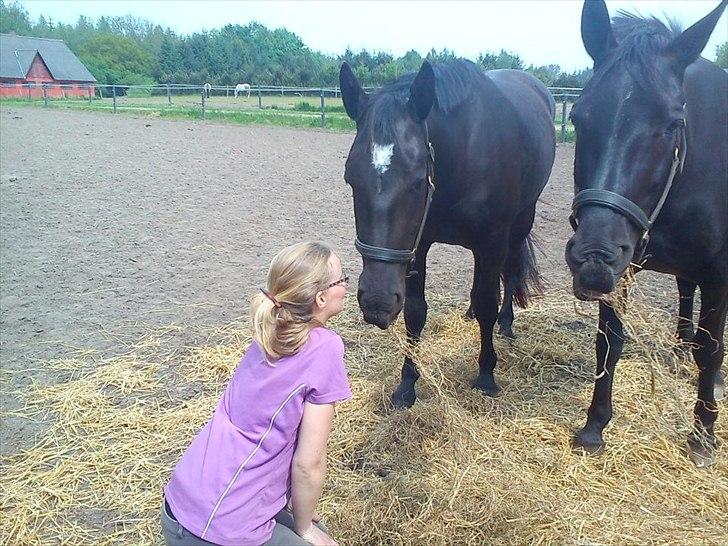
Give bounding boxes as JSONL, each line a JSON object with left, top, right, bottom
{"left": 502, "top": 232, "right": 544, "bottom": 309}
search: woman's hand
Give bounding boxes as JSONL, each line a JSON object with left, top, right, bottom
{"left": 299, "top": 524, "right": 338, "bottom": 546}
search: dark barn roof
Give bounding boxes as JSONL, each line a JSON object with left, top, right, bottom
{"left": 0, "top": 34, "right": 96, "bottom": 82}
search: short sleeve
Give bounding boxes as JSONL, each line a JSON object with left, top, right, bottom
{"left": 305, "top": 332, "right": 352, "bottom": 405}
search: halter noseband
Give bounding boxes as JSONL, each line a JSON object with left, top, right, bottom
{"left": 354, "top": 122, "right": 436, "bottom": 266}
{"left": 569, "top": 105, "right": 687, "bottom": 263}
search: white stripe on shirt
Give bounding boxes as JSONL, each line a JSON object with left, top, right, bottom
{"left": 201, "top": 383, "right": 307, "bottom": 539}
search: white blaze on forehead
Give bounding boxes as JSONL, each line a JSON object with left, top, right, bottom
{"left": 371, "top": 143, "right": 395, "bottom": 175}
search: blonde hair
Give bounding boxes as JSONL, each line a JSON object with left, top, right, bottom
{"left": 251, "top": 241, "right": 334, "bottom": 359}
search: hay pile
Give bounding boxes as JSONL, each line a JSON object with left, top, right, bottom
{"left": 1, "top": 287, "right": 726, "bottom": 545}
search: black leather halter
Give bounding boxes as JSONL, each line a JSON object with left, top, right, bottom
{"left": 569, "top": 109, "right": 687, "bottom": 263}
{"left": 354, "top": 122, "right": 436, "bottom": 265}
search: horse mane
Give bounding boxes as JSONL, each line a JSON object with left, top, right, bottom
{"left": 366, "top": 59, "right": 485, "bottom": 143}
{"left": 592, "top": 11, "right": 683, "bottom": 87}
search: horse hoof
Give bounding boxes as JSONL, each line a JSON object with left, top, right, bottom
{"left": 572, "top": 429, "right": 606, "bottom": 455}
{"left": 473, "top": 374, "right": 501, "bottom": 397}
{"left": 391, "top": 386, "right": 416, "bottom": 409}
{"left": 687, "top": 439, "right": 717, "bottom": 468}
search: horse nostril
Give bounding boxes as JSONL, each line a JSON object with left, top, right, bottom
{"left": 394, "top": 291, "right": 403, "bottom": 308}
{"left": 566, "top": 240, "right": 586, "bottom": 265}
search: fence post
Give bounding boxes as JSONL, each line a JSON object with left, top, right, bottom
{"left": 27, "top": 84, "right": 31, "bottom": 101}
{"left": 201, "top": 88, "right": 206, "bottom": 119}
{"left": 112, "top": 85, "right": 117, "bottom": 113}
{"left": 167, "top": 84, "right": 171, "bottom": 105}
{"left": 258, "top": 88, "right": 262, "bottom": 109}
{"left": 320, "top": 88, "right": 325, "bottom": 127}
{"left": 42, "top": 84, "right": 48, "bottom": 107}
{"left": 88, "top": 86, "right": 92, "bottom": 104}
{"left": 560, "top": 97, "right": 567, "bottom": 143}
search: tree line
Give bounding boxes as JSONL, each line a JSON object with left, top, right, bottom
{"left": 2, "top": 0, "right": 726, "bottom": 90}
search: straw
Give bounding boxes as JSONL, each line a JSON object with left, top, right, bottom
{"left": 1, "top": 284, "right": 726, "bottom": 545}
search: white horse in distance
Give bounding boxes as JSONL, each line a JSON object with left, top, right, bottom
{"left": 203, "top": 83, "right": 211, "bottom": 98}
{"left": 235, "top": 83, "right": 251, "bottom": 98}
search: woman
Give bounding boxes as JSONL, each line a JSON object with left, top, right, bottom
{"left": 162, "top": 241, "right": 350, "bottom": 545}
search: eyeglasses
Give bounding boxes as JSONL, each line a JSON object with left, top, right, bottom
{"left": 324, "top": 275, "right": 349, "bottom": 290}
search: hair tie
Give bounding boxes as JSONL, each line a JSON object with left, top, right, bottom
{"left": 260, "top": 288, "right": 282, "bottom": 308}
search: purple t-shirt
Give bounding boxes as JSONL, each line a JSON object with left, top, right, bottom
{"left": 164, "top": 327, "right": 351, "bottom": 546}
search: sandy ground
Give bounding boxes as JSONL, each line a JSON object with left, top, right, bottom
{"left": 0, "top": 106, "right": 677, "bottom": 456}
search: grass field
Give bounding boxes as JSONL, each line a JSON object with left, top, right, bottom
{"left": 0, "top": 94, "right": 575, "bottom": 139}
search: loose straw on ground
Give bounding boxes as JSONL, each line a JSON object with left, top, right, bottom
{"left": 1, "top": 286, "right": 726, "bottom": 545}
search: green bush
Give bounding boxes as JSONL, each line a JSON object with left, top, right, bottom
{"left": 293, "top": 101, "right": 315, "bottom": 111}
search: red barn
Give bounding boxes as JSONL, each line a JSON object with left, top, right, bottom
{"left": 0, "top": 34, "right": 96, "bottom": 99}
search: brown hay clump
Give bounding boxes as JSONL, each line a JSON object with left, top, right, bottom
{"left": 1, "top": 287, "right": 726, "bottom": 545}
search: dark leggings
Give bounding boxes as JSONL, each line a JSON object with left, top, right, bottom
{"left": 160, "top": 499, "right": 329, "bottom": 546}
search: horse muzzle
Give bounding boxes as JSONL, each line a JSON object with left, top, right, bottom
{"left": 571, "top": 258, "right": 619, "bottom": 300}
{"left": 357, "top": 288, "right": 403, "bottom": 329}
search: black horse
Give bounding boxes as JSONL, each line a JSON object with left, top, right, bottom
{"left": 340, "top": 59, "right": 555, "bottom": 407}
{"left": 566, "top": 0, "right": 727, "bottom": 465}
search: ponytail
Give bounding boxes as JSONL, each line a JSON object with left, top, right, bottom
{"left": 251, "top": 242, "right": 333, "bottom": 359}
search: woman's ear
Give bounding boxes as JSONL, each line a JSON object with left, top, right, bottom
{"left": 315, "top": 290, "right": 327, "bottom": 310}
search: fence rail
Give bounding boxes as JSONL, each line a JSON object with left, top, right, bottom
{"left": 1, "top": 82, "right": 581, "bottom": 141}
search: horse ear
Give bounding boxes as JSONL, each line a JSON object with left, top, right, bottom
{"left": 581, "top": 0, "right": 617, "bottom": 67}
{"left": 408, "top": 61, "right": 435, "bottom": 122}
{"left": 665, "top": 0, "right": 727, "bottom": 71}
{"left": 339, "top": 62, "right": 367, "bottom": 121}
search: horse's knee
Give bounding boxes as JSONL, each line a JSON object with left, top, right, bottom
{"left": 404, "top": 298, "right": 427, "bottom": 334}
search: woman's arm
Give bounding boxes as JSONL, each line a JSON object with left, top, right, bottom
{"left": 291, "top": 401, "right": 334, "bottom": 536}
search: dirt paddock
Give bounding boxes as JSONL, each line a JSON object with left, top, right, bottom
{"left": 1, "top": 107, "right": 722, "bottom": 544}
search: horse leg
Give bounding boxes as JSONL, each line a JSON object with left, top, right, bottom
{"left": 669, "top": 277, "right": 697, "bottom": 373}
{"left": 498, "top": 206, "right": 540, "bottom": 339}
{"left": 687, "top": 284, "right": 727, "bottom": 466}
{"left": 465, "top": 252, "right": 479, "bottom": 320}
{"left": 391, "top": 243, "right": 431, "bottom": 409}
{"left": 573, "top": 300, "right": 625, "bottom": 453}
{"left": 472, "top": 246, "right": 506, "bottom": 396}
{"left": 676, "top": 276, "right": 697, "bottom": 345}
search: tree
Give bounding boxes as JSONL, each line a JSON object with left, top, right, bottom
{"left": 0, "top": 0, "right": 32, "bottom": 34}
{"left": 716, "top": 42, "right": 728, "bottom": 69}
{"left": 79, "top": 34, "right": 153, "bottom": 85}
{"left": 398, "top": 50, "right": 424, "bottom": 73}
{"left": 495, "top": 49, "right": 523, "bottom": 70}
{"left": 526, "top": 64, "right": 561, "bottom": 86}
{"left": 426, "top": 48, "right": 456, "bottom": 64}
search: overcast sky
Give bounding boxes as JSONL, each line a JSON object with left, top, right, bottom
{"left": 17, "top": 1, "right": 728, "bottom": 71}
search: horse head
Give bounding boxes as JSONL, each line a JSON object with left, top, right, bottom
{"left": 566, "top": 0, "right": 726, "bottom": 300}
{"left": 340, "top": 61, "right": 436, "bottom": 329}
